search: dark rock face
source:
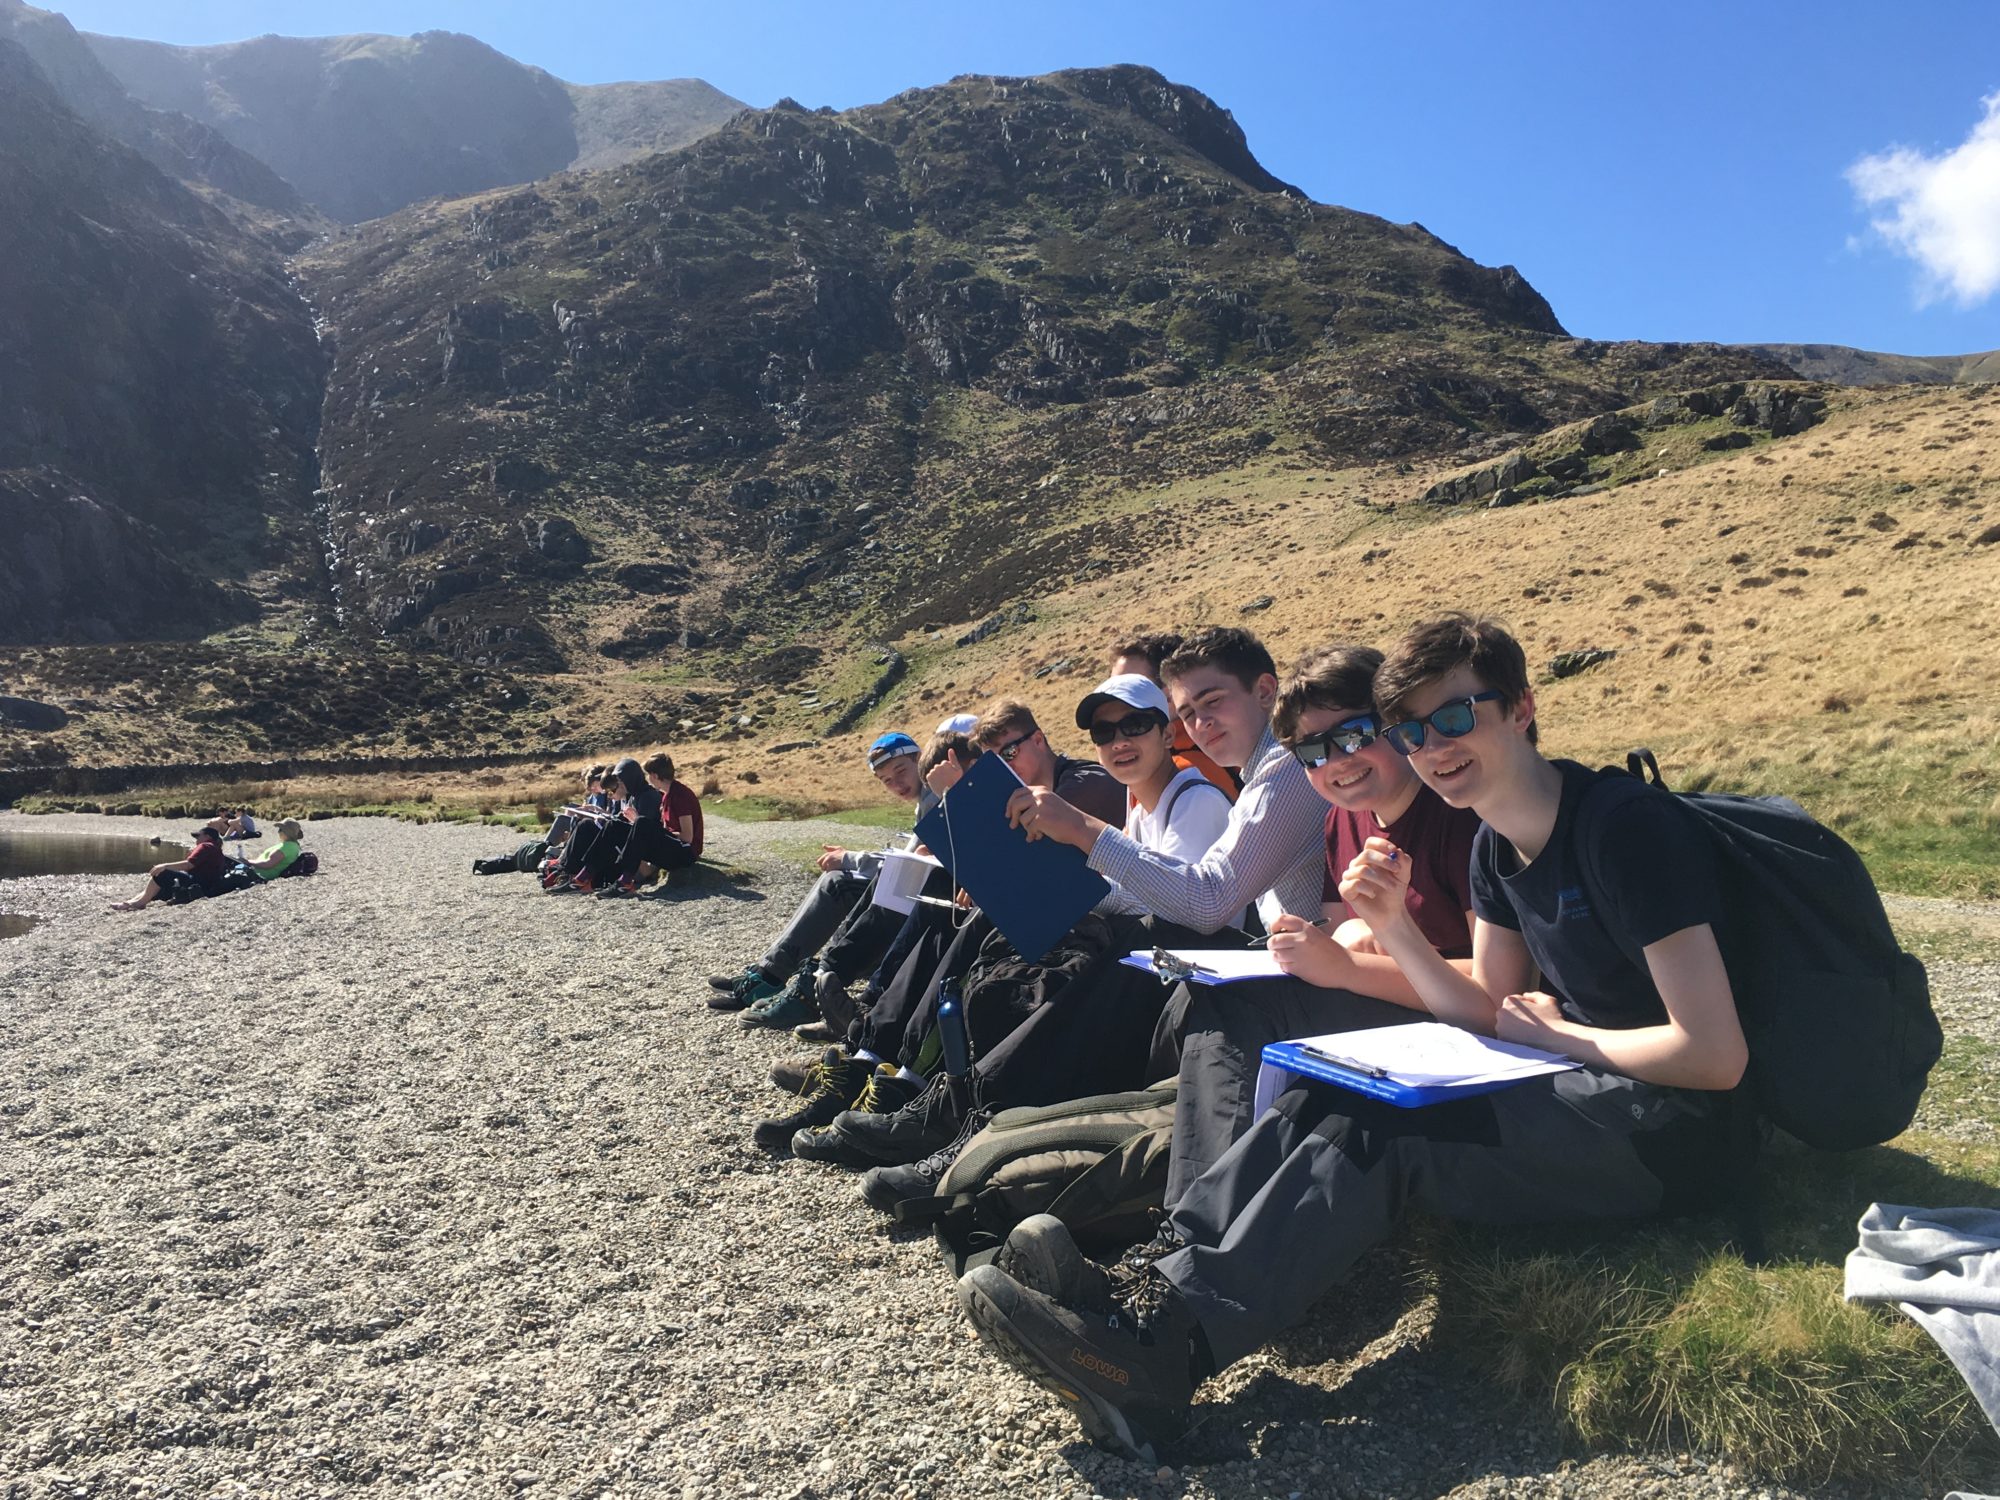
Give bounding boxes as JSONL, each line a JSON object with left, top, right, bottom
{"left": 0, "top": 38, "right": 324, "bottom": 642}
{"left": 0, "top": 473, "right": 253, "bottom": 644}
{"left": 303, "top": 63, "right": 1791, "bottom": 665}
{"left": 83, "top": 27, "right": 745, "bottom": 223}
{"left": 0, "top": 694, "right": 66, "bottom": 730}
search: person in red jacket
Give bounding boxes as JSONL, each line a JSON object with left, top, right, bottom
{"left": 110, "top": 827, "right": 230, "bottom": 911}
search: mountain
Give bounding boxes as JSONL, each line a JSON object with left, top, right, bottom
{"left": 1745, "top": 343, "right": 2000, "bottom": 386}
{"left": 0, "top": 36, "right": 325, "bottom": 644}
{"left": 567, "top": 78, "right": 753, "bottom": 172}
{"left": 0, "top": 0, "right": 306, "bottom": 215}
{"left": 82, "top": 27, "right": 745, "bottom": 223}
{"left": 296, "top": 65, "right": 1791, "bottom": 675}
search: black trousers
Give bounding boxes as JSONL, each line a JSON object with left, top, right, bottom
{"left": 966, "top": 914, "right": 1206, "bottom": 1109}
{"left": 1156, "top": 1070, "right": 1727, "bottom": 1371}
{"left": 616, "top": 817, "right": 698, "bottom": 878}
{"left": 849, "top": 908, "right": 983, "bottom": 1062}
{"left": 1150, "top": 974, "right": 1418, "bottom": 1206}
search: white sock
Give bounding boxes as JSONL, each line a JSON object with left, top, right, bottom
{"left": 855, "top": 1049, "right": 881, "bottom": 1064}
{"left": 896, "top": 1066, "right": 922, "bottom": 1082}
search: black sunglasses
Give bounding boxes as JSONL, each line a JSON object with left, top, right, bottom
{"left": 1287, "top": 716, "right": 1380, "bottom": 769}
{"left": 1088, "top": 710, "right": 1167, "bottom": 746}
{"left": 993, "top": 730, "right": 1037, "bottom": 763}
{"left": 1382, "top": 691, "right": 1505, "bottom": 756}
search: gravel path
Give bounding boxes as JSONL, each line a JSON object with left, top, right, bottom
{"left": 0, "top": 812, "right": 1962, "bottom": 1500}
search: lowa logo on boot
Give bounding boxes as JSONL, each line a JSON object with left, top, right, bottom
{"left": 1069, "top": 1347, "right": 1130, "bottom": 1385}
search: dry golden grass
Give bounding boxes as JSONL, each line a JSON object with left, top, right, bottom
{"left": 661, "top": 382, "right": 1998, "bottom": 891}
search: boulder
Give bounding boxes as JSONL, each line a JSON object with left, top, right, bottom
{"left": 520, "top": 515, "right": 591, "bottom": 563}
{"left": 0, "top": 696, "right": 67, "bottom": 731}
{"left": 1547, "top": 648, "right": 1618, "bottom": 679}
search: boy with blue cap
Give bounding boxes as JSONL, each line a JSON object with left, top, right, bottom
{"left": 708, "top": 730, "right": 926, "bottom": 1009}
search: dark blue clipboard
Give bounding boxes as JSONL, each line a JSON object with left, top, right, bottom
{"left": 913, "top": 752, "right": 1111, "bottom": 963}
{"left": 1260, "top": 1039, "right": 1528, "bottom": 1109}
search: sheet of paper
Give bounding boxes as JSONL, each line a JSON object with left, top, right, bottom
{"left": 1125, "top": 948, "right": 1287, "bottom": 983}
{"left": 1289, "top": 1022, "right": 1579, "bottom": 1087}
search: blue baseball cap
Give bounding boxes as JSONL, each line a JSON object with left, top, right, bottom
{"left": 867, "top": 732, "right": 920, "bottom": 770}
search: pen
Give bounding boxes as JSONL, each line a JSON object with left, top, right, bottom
{"left": 1253, "top": 917, "right": 1332, "bottom": 948}
{"left": 1299, "top": 1042, "right": 1391, "bottom": 1080}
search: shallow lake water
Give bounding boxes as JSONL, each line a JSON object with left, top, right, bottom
{"left": 0, "top": 823, "right": 189, "bottom": 883}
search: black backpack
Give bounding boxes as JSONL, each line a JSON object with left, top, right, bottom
{"left": 1581, "top": 752, "right": 1938, "bottom": 1153}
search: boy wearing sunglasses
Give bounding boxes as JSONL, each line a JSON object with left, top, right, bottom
{"left": 1159, "top": 643, "right": 1483, "bottom": 1199}
{"left": 1004, "top": 627, "right": 1325, "bottom": 934}
{"left": 956, "top": 612, "right": 1747, "bottom": 1465}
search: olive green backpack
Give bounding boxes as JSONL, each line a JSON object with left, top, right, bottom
{"left": 891, "top": 1083, "right": 1178, "bottom": 1275}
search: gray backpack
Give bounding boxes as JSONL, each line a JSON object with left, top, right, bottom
{"left": 896, "top": 1083, "right": 1178, "bottom": 1275}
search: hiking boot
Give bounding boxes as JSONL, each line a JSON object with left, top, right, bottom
{"left": 738, "top": 971, "right": 821, "bottom": 1031}
{"left": 1000, "top": 1214, "right": 1187, "bottom": 1310}
{"left": 957, "top": 1263, "right": 1207, "bottom": 1465}
{"left": 754, "top": 1049, "right": 871, "bottom": 1151}
{"left": 791, "top": 1067, "right": 922, "bottom": 1163}
{"left": 768, "top": 1050, "right": 830, "bottom": 1094}
{"left": 595, "top": 877, "right": 639, "bottom": 899}
{"left": 792, "top": 1018, "right": 842, "bottom": 1044}
{"left": 809, "top": 1073, "right": 962, "bottom": 1168}
{"left": 707, "top": 965, "right": 782, "bottom": 1012}
{"left": 861, "top": 1103, "right": 996, "bottom": 1214}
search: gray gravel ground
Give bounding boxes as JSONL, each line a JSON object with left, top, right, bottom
{"left": 0, "top": 812, "right": 1974, "bottom": 1500}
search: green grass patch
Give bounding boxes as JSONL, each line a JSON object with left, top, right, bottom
{"left": 709, "top": 796, "right": 915, "bottom": 831}
{"left": 1427, "top": 1131, "right": 2000, "bottom": 1484}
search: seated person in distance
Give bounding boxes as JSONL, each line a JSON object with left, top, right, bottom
{"left": 110, "top": 826, "right": 231, "bottom": 911}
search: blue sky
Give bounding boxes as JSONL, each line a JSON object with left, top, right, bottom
{"left": 49, "top": 0, "right": 2000, "bottom": 355}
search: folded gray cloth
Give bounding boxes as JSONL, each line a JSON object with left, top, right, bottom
{"left": 1844, "top": 1202, "right": 2000, "bottom": 1435}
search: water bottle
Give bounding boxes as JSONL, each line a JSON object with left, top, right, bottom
{"left": 937, "top": 977, "right": 970, "bottom": 1079}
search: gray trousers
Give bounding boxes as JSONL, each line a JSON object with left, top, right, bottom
{"left": 1156, "top": 1069, "right": 1725, "bottom": 1370}
{"left": 759, "top": 870, "right": 870, "bottom": 981}
{"left": 1151, "top": 975, "right": 1418, "bottom": 1206}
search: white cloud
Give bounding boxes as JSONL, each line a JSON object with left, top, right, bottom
{"left": 1848, "top": 93, "right": 2000, "bottom": 306}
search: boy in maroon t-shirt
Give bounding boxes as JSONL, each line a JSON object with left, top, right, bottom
{"left": 1154, "top": 642, "right": 1482, "bottom": 1202}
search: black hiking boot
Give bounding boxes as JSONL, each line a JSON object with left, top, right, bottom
{"left": 791, "top": 1067, "right": 922, "bottom": 1164}
{"left": 860, "top": 1102, "right": 996, "bottom": 1214}
{"left": 753, "top": 1049, "right": 870, "bottom": 1151}
{"left": 957, "top": 1262, "right": 1208, "bottom": 1465}
{"left": 999, "top": 1213, "right": 1188, "bottom": 1310}
{"left": 809, "top": 1073, "right": 961, "bottom": 1169}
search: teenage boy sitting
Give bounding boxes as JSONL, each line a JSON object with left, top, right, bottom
{"left": 708, "top": 732, "right": 925, "bottom": 1007}
{"left": 957, "top": 611, "right": 1748, "bottom": 1465}
{"left": 1107, "top": 630, "right": 1237, "bottom": 800}
{"left": 736, "top": 724, "right": 975, "bottom": 1034}
{"left": 599, "top": 751, "right": 704, "bottom": 898}
{"left": 1002, "top": 627, "right": 1324, "bottom": 935}
{"left": 777, "top": 700, "right": 1124, "bottom": 1159}
{"left": 1160, "top": 643, "right": 1482, "bottom": 1199}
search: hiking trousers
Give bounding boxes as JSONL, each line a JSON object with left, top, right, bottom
{"left": 1151, "top": 974, "right": 1417, "bottom": 1206}
{"left": 1155, "top": 1069, "right": 1727, "bottom": 1371}
{"left": 616, "top": 817, "right": 698, "bottom": 879}
{"left": 758, "top": 869, "right": 871, "bottom": 981}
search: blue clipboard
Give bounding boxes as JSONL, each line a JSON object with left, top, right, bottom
{"left": 913, "top": 752, "right": 1111, "bottom": 963}
{"left": 1259, "top": 1039, "right": 1527, "bottom": 1109}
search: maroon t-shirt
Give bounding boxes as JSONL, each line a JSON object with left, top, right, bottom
{"left": 663, "top": 780, "right": 704, "bottom": 859}
{"left": 1322, "top": 785, "right": 1480, "bottom": 958}
{"left": 186, "top": 838, "right": 229, "bottom": 893}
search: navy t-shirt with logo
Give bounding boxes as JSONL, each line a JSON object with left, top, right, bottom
{"left": 1468, "top": 760, "right": 1722, "bottom": 1030}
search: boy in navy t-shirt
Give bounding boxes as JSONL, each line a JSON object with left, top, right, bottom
{"left": 955, "top": 612, "right": 1748, "bottom": 1465}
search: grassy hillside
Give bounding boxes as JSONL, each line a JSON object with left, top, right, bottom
{"left": 683, "top": 379, "right": 2000, "bottom": 897}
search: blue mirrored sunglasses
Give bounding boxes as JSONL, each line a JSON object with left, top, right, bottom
{"left": 1382, "top": 692, "right": 1505, "bottom": 756}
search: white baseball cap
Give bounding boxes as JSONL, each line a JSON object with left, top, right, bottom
{"left": 1074, "top": 673, "right": 1172, "bottom": 729}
